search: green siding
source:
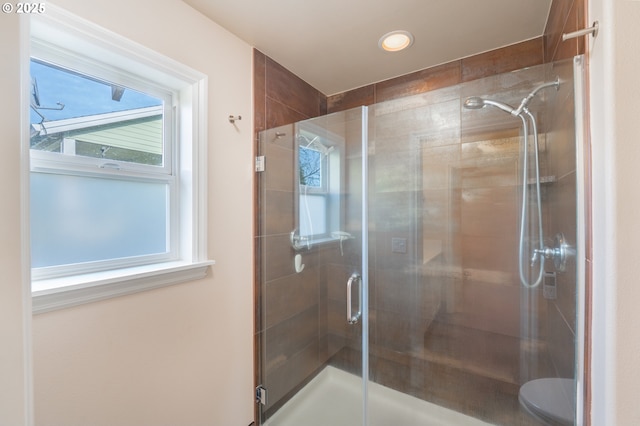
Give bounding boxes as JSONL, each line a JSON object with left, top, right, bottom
{"left": 68, "top": 115, "right": 162, "bottom": 155}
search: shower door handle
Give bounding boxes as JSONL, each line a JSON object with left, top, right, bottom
{"left": 347, "top": 273, "right": 362, "bottom": 324}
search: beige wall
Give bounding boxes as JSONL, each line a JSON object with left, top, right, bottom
{"left": 612, "top": 0, "right": 640, "bottom": 424}
{"left": 0, "top": 14, "right": 31, "bottom": 426}
{"left": 589, "top": 0, "right": 640, "bottom": 424}
{"left": 28, "top": 1, "right": 255, "bottom": 425}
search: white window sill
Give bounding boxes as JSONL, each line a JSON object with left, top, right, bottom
{"left": 32, "top": 260, "right": 215, "bottom": 314}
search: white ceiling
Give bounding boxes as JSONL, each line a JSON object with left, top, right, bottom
{"left": 182, "top": 0, "right": 552, "bottom": 96}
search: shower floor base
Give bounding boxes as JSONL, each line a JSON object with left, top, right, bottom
{"left": 264, "top": 366, "right": 493, "bottom": 426}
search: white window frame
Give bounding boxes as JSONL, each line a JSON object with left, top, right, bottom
{"left": 28, "top": 6, "right": 213, "bottom": 314}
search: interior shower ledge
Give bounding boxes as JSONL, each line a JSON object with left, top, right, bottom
{"left": 419, "top": 320, "right": 553, "bottom": 384}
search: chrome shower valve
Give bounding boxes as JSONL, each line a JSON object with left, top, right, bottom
{"left": 530, "top": 233, "right": 569, "bottom": 272}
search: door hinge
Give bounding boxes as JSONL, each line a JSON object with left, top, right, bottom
{"left": 255, "top": 156, "right": 265, "bottom": 172}
{"left": 256, "top": 385, "right": 267, "bottom": 405}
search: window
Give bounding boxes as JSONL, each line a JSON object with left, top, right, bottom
{"left": 30, "top": 59, "right": 173, "bottom": 274}
{"left": 295, "top": 125, "right": 343, "bottom": 245}
{"left": 299, "top": 143, "right": 328, "bottom": 236}
{"left": 29, "top": 8, "right": 211, "bottom": 313}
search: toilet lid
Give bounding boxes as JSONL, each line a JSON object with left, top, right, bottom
{"left": 519, "top": 378, "right": 575, "bottom": 425}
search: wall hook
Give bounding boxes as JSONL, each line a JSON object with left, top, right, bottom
{"left": 294, "top": 254, "right": 305, "bottom": 273}
{"left": 228, "top": 115, "right": 242, "bottom": 124}
{"left": 562, "top": 21, "right": 599, "bottom": 41}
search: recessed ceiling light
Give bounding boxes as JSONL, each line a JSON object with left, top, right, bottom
{"left": 378, "top": 30, "right": 414, "bottom": 52}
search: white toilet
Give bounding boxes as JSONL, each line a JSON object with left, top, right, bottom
{"left": 519, "top": 378, "right": 575, "bottom": 425}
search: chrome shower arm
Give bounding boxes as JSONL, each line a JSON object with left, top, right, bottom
{"left": 513, "top": 78, "right": 560, "bottom": 116}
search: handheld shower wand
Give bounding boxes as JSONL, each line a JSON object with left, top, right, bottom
{"left": 463, "top": 78, "right": 564, "bottom": 288}
{"left": 463, "top": 97, "right": 516, "bottom": 114}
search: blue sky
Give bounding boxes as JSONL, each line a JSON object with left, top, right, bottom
{"left": 30, "top": 59, "right": 162, "bottom": 124}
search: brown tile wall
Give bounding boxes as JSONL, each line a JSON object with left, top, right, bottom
{"left": 324, "top": 36, "right": 551, "bottom": 398}
{"left": 544, "top": 0, "right": 588, "bottom": 63}
{"left": 443, "top": 137, "right": 527, "bottom": 339}
{"left": 254, "top": 49, "right": 329, "bottom": 416}
{"left": 327, "top": 38, "right": 543, "bottom": 112}
{"left": 255, "top": 125, "right": 329, "bottom": 415}
{"left": 254, "top": 50, "right": 327, "bottom": 134}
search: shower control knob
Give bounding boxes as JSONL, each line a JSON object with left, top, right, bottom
{"left": 531, "top": 247, "right": 554, "bottom": 267}
{"left": 531, "top": 233, "right": 570, "bottom": 272}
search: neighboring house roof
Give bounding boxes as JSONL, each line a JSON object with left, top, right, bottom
{"left": 32, "top": 106, "right": 163, "bottom": 155}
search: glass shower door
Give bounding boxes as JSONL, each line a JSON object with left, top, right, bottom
{"left": 257, "top": 107, "right": 368, "bottom": 425}
{"left": 362, "top": 58, "right": 583, "bottom": 426}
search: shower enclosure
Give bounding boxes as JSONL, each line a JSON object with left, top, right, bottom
{"left": 256, "top": 56, "right": 586, "bottom": 426}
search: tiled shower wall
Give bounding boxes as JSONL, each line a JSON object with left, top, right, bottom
{"left": 254, "top": 0, "right": 587, "bottom": 417}
{"left": 253, "top": 51, "right": 329, "bottom": 417}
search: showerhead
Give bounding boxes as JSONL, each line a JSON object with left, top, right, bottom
{"left": 463, "top": 97, "right": 516, "bottom": 115}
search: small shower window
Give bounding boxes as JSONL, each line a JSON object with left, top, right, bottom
{"left": 296, "top": 126, "right": 343, "bottom": 243}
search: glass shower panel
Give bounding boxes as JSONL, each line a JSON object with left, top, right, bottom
{"left": 365, "top": 86, "right": 476, "bottom": 423}
{"left": 257, "top": 107, "right": 368, "bottom": 425}
{"left": 364, "top": 59, "right": 580, "bottom": 425}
